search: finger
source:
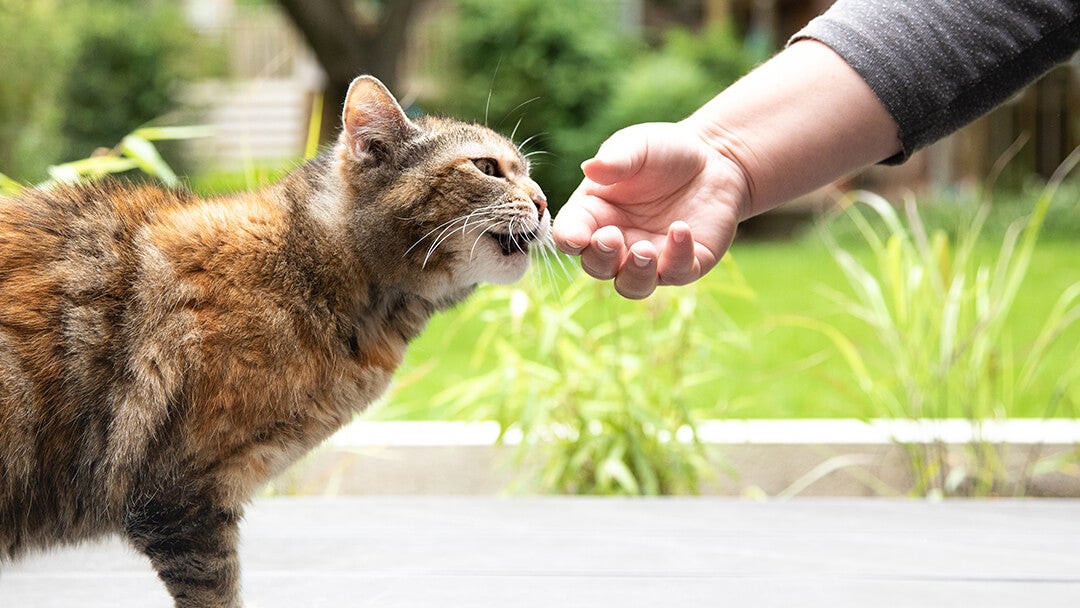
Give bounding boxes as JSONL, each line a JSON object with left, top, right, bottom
{"left": 552, "top": 187, "right": 602, "bottom": 256}
{"left": 614, "top": 240, "right": 659, "bottom": 300}
{"left": 580, "top": 225, "right": 626, "bottom": 280}
{"left": 581, "top": 128, "right": 647, "bottom": 186}
{"left": 657, "top": 221, "right": 701, "bottom": 286}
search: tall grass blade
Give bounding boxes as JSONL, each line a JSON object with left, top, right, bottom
{"left": 121, "top": 135, "right": 178, "bottom": 188}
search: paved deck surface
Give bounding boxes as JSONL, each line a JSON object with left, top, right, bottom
{"left": 2, "top": 497, "right": 1078, "bottom": 607}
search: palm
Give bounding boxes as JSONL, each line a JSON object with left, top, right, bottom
{"left": 565, "top": 122, "right": 745, "bottom": 277}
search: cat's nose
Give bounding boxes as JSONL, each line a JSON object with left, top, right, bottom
{"left": 532, "top": 192, "right": 548, "bottom": 217}
{"left": 520, "top": 177, "right": 547, "bottom": 218}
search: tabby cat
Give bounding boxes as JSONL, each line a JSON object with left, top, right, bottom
{"left": 0, "top": 75, "right": 550, "bottom": 606}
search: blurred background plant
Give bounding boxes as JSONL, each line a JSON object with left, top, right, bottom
{"left": 800, "top": 151, "right": 1080, "bottom": 497}
{"left": 422, "top": 0, "right": 758, "bottom": 205}
{"left": 0, "top": 126, "right": 213, "bottom": 199}
{"left": 0, "top": 0, "right": 215, "bottom": 183}
{"left": 376, "top": 263, "right": 756, "bottom": 495}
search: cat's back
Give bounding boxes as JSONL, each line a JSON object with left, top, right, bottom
{"left": 0, "top": 181, "right": 197, "bottom": 374}
{"left": 0, "top": 180, "right": 195, "bottom": 286}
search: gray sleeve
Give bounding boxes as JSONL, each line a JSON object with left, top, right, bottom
{"left": 791, "top": 0, "right": 1080, "bottom": 163}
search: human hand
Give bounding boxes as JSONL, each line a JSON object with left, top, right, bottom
{"left": 552, "top": 121, "right": 750, "bottom": 299}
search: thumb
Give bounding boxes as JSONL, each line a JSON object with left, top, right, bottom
{"left": 581, "top": 128, "right": 647, "bottom": 186}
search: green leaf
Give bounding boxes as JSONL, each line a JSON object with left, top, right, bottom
{"left": 48, "top": 156, "right": 140, "bottom": 184}
{"left": 133, "top": 126, "right": 214, "bottom": 141}
{"left": 0, "top": 172, "right": 24, "bottom": 196}
{"left": 600, "top": 455, "right": 641, "bottom": 495}
{"left": 121, "top": 135, "right": 178, "bottom": 188}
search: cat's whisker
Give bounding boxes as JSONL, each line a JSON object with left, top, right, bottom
{"left": 516, "top": 132, "right": 547, "bottom": 154}
{"left": 467, "top": 218, "right": 504, "bottom": 261}
{"left": 425, "top": 211, "right": 507, "bottom": 268}
{"left": 513, "top": 221, "right": 530, "bottom": 256}
{"left": 534, "top": 237, "right": 574, "bottom": 287}
{"left": 484, "top": 57, "right": 504, "bottom": 127}
{"left": 422, "top": 215, "right": 481, "bottom": 268}
{"left": 405, "top": 215, "right": 472, "bottom": 257}
{"left": 509, "top": 116, "right": 526, "bottom": 145}
{"left": 538, "top": 247, "right": 560, "bottom": 293}
{"left": 554, "top": 251, "right": 574, "bottom": 285}
{"left": 412, "top": 204, "right": 509, "bottom": 261}
{"left": 411, "top": 197, "right": 547, "bottom": 270}
{"left": 498, "top": 96, "right": 541, "bottom": 130}
{"left": 423, "top": 223, "right": 462, "bottom": 269}
{"left": 458, "top": 206, "right": 497, "bottom": 238}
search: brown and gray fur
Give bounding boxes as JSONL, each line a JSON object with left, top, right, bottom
{"left": 0, "top": 76, "right": 549, "bottom": 606}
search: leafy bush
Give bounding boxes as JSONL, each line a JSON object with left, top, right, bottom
{"left": 590, "top": 25, "right": 756, "bottom": 138}
{"left": 0, "top": 0, "right": 205, "bottom": 181}
{"left": 0, "top": 1, "right": 72, "bottom": 179}
{"left": 424, "top": 0, "right": 630, "bottom": 208}
{"left": 426, "top": 1, "right": 757, "bottom": 208}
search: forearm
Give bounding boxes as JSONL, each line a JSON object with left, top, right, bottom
{"left": 684, "top": 40, "right": 900, "bottom": 220}
{"left": 796, "top": 0, "right": 1080, "bottom": 160}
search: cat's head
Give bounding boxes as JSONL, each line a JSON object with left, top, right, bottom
{"left": 334, "top": 76, "right": 551, "bottom": 298}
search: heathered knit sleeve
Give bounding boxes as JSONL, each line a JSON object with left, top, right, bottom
{"left": 791, "top": 0, "right": 1080, "bottom": 163}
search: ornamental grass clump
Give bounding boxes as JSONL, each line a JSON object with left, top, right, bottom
{"left": 812, "top": 151, "right": 1080, "bottom": 496}
{"left": 412, "top": 260, "right": 755, "bottom": 496}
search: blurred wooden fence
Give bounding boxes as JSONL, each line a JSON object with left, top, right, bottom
{"left": 952, "top": 61, "right": 1080, "bottom": 184}
{"left": 724, "top": 0, "right": 1080, "bottom": 202}
{"left": 183, "top": 5, "right": 323, "bottom": 169}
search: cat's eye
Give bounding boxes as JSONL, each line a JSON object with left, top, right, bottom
{"left": 472, "top": 158, "right": 502, "bottom": 178}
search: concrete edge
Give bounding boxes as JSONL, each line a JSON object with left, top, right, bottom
{"left": 267, "top": 420, "right": 1080, "bottom": 498}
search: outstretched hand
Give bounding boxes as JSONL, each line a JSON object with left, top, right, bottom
{"left": 552, "top": 122, "right": 750, "bottom": 299}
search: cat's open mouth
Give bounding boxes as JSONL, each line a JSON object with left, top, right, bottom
{"left": 488, "top": 230, "right": 539, "bottom": 256}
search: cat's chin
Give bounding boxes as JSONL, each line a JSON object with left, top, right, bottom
{"left": 446, "top": 225, "right": 541, "bottom": 286}
{"left": 466, "top": 249, "right": 531, "bottom": 285}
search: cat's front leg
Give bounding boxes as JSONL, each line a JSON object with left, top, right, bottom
{"left": 125, "top": 499, "right": 243, "bottom": 608}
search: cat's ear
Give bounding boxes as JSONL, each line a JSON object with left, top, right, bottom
{"left": 341, "top": 76, "right": 419, "bottom": 162}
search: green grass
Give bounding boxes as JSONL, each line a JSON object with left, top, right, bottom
{"left": 373, "top": 231, "right": 1080, "bottom": 421}
{"left": 724, "top": 235, "right": 1080, "bottom": 418}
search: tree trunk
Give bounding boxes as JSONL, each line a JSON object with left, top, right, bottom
{"left": 276, "top": 0, "right": 426, "bottom": 142}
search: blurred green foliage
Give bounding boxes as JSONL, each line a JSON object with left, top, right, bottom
{"left": 0, "top": 0, "right": 210, "bottom": 181}
{"left": 425, "top": 0, "right": 758, "bottom": 208}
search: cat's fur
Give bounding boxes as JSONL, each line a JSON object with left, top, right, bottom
{"left": 0, "top": 76, "right": 549, "bottom": 606}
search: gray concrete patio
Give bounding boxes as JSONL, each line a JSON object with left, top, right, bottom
{"left": 2, "top": 497, "right": 1078, "bottom": 607}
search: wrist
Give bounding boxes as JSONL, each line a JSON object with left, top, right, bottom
{"left": 679, "top": 115, "right": 759, "bottom": 223}
{"left": 683, "top": 40, "right": 900, "bottom": 219}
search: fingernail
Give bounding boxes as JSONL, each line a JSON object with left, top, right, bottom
{"left": 595, "top": 241, "right": 616, "bottom": 253}
{"left": 632, "top": 252, "right": 651, "bottom": 268}
{"left": 672, "top": 230, "right": 687, "bottom": 244}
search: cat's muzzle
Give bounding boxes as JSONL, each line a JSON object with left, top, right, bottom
{"left": 489, "top": 229, "right": 540, "bottom": 256}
